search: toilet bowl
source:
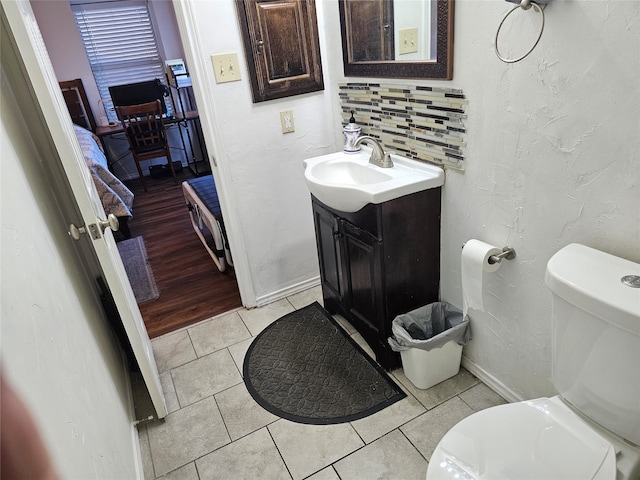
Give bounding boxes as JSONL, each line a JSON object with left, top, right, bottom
{"left": 427, "top": 396, "right": 622, "bottom": 479}
{"left": 426, "top": 244, "right": 640, "bottom": 479}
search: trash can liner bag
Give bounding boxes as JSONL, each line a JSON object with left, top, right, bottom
{"left": 388, "top": 302, "right": 471, "bottom": 352}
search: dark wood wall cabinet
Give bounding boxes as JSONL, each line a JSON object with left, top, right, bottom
{"left": 311, "top": 189, "right": 442, "bottom": 370}
{"left": 236, "top": 0, "right": 324, "bottom": 103}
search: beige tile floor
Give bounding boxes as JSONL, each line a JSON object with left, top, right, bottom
{"left": 138, "top": 286, "right": 506, "bottom": 480}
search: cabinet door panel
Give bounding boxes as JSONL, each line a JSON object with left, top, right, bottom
{"left": 312, "top": 201, "right": 343, "bottom": 304}
{"left": 343, "top": 221, "right": 383, "bottom": 334}
{"left": 257, "top": 2, "right": 305, "bottom": 79}
{"left": 237, "top": 0, "right": 324, "bottom": 102}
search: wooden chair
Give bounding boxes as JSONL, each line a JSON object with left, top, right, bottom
{"left": 115, "top": 100, "right": 176, "bottom": 192}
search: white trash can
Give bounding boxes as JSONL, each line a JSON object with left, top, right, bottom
{"left": 400, "top": 340, "right": 463, "bottom": 389}
{"left": 389, "top": 303, "right": 471, "bottom": 390}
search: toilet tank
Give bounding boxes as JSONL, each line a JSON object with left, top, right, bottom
{"left": 545, "top": 243, "right": 640, "bottom": 446}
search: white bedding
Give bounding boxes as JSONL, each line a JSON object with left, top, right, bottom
{"left": 73, "top": 124, "right": 134, "bottom": 218}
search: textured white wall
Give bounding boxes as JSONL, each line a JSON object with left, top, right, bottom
{"left": 323, "top": 0, "right": 639, "bottom": 400}
{"left": 182, "top": 0, "right": 337, "bottom": 302}
{"left": 441, "top": 0, "right": 640, "bottom": 400}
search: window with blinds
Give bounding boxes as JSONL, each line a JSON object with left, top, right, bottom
{"left": 72, "top": 0, "right": 165, "bottom": 121}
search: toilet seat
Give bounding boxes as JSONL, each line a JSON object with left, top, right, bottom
{"left": 426, "top": 396, "right": 617, "bottom": 480}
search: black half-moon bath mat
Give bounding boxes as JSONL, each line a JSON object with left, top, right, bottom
{"left": 243, "top": 302, "right": 405, "bottom": 425}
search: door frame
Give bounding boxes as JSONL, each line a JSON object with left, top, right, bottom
{"left": 172, "top": 0, "right": 257, "bottom": 308}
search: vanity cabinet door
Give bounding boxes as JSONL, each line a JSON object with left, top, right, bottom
{"left": 341, "top": 220, "right": 384, "bottom": 341}
{"left": 312, "top": 200, "right": 344, "bottom": 310}
{"left": 311, "top": 196, "right": 389, "bottom": 365}
{"left": 311, "top": 188, "right": 441, "bottom": 371}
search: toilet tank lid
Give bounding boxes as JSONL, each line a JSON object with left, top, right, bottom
{"left": 545, "top": 243, "right": 640, "bottom": 336}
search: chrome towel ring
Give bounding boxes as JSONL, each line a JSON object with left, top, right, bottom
{"left": 495, "top": 0, "right": 547, "bottom": 63}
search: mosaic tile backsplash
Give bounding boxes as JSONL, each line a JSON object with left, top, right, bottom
{"left": 339, "top": 82, "right": 467, "bottom": 171}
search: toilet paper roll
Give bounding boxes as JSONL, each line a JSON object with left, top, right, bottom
{"left": 462, "top": 239, "right": 503, "bottom": 315}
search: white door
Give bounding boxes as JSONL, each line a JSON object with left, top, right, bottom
{"left": 2, "top": 0, "right": 167, "bottom": 419}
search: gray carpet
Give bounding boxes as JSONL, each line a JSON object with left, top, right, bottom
{"left": 243, "top": 302, "right": 405, "bottom": 425}
{"left": 116, "top": 236, "right": 159, "bottom": 303}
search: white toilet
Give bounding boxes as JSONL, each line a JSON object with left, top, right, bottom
{"left": 426, "top": 243, "right": 640, "bottom": 480}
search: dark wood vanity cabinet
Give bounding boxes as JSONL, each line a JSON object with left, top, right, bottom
{"left": 311, "top": 188, "right": 441, "bottom": 370}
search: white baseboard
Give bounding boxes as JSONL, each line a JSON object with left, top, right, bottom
{"left": 461, "top": 355, "right": 524, "bottom": 404}
{"left": 255, "top": 276, "right": 321, "bottom": 307}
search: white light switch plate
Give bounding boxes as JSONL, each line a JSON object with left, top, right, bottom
{"left": 399, "top": 27, "right": 419, "bottom": 55}
{"left": 211, "top": 53, "right": 241, "bottom": 83}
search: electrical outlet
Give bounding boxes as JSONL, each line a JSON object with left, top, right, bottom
{"left": 280, "top": 110, "right": 295, "bottom": 134}
{"left": 399, "top": 27, "right": 419, "bottom": 55}
{"left": 211, "top": 53, "right": 241, "bottom": 83}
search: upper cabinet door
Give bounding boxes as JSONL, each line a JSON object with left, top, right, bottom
{"left": 236, "top": 0, "right": 324, "bottom": 102}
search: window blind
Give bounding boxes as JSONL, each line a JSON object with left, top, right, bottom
{"left": 72, "top": 0, "right": 165, "bottom": 120}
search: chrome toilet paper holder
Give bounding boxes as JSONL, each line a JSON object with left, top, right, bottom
{"left": 461, "top": 244, "right": 516, "bottom": 265}
{"left": 488, "top": 247, "right": 516, "bottom": 264}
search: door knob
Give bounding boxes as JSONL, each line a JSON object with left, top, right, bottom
{"left": 69, "top": 214, "right": 119, "bottom": 241}
{"left": 98, "top": 214, "right": 120, "bottom": 233}
{"left": 69, "top": 223, "right": 87, "bottom": 241}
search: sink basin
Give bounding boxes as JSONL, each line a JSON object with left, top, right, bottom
{"left": 303, "top": 148, "right": 444, "bottom": 212}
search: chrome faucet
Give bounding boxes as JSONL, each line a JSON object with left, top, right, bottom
{"left": 354, "top": 136, "right": 394, "bottom": 168}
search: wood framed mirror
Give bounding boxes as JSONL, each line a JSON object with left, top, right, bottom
{"left": 339, "top": 0, "right": 454, "bottom": 80}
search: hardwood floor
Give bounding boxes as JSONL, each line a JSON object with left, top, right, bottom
{"left": 122, "top": 168, "right": 242, "bottom": 338}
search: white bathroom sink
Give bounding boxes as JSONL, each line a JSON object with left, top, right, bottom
{"left": 303, "top": 147, "right": 444, "bottom": 212}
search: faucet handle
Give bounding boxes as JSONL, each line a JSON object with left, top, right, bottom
{"left": 353, "top": 135, "right": 393, "bottom": 168}
{"left": 379, "top": 152, "right": 394, "bottom": 168}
